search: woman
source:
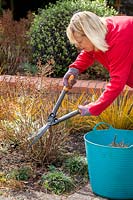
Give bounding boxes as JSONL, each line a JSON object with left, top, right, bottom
{"left": 63, "top": 11, "right": 133, "bottom": 116}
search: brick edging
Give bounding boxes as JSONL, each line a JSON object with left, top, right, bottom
{"left": 0, "top": 75, "right": 132, "bottom": 95}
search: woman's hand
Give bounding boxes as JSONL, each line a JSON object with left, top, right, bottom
{"left": 63, "top": 68, "right": 79, "bottom": 88}
{"left": 78, "top": 104, "right": 91, "bottom": 116}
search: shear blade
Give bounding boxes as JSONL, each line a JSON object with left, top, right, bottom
{"left": 28, "top": 123, "right": 50, "bottom": 147}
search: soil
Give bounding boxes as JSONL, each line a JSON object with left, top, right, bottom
{"left": 64, "top": 132, "right": 86, "bottom": 155}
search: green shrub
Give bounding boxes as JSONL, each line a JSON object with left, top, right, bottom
{"left": 23, "top": 62, "right": 38, "bottom": 75}
{"left": 29, "top": 0, "right": 117, "bottom": 77}
{"left": 7, "top": 166, "right": 32, "bottom": 181}
{"left": 84, "top": 62, "right": 110, "bottom": 81}
{"left": 63, "top": 155, "right": 88, "bottom": 176}
{"left": 41, "top": 171, "right": 74, "bottom": 194}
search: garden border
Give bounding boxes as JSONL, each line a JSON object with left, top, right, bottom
{"left": 0, "top": 75, "right": 132, "bottom": 95}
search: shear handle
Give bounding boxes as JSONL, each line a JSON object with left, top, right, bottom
{"left": 63, "top": 75, "right": 75, "bottom": 91}
{"left": 51, "top": 75, "right": 74, "bottom": 115}
{"left": 52, "top": 109, "right": 80, "bottom": 125}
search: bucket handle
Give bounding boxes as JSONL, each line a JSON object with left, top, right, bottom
{"left": 128, "top": 145, "right": 133, "bottom": 149}
{"left": 93, "top": 122, "right": 113, "bottom": 131}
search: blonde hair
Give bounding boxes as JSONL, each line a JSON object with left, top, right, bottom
{"left": 66, "top": 11, "right": 109, "bottom": 52}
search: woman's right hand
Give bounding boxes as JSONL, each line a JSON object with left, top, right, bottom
{"left": 63, "top": 68, "right": 79, "bottom": 88}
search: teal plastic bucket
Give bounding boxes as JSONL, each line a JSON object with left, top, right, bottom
{"left": 84, "top": 122, "right": 133, "bottom": 199}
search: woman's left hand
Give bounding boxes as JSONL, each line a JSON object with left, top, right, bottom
{"left": 78, "top": 104, "right": 91, "bottom": 116}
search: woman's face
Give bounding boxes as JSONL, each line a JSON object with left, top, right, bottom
{"left": 73, "top": 32, "right": 95, "bottom": 52}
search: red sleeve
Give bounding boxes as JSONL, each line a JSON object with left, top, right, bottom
{"left": 88, "top": 41, "right": 132, "bottom": 116}
{"left": 69, "top": 50, "right": 95, "bottom": 73}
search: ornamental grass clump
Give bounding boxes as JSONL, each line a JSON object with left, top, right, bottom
{"left": 85, "top": 89, "right": 133, "bottom": 130}
{"left": 0, "top": 77, "right": 90, "bottom": 165}
{"left": 0, "top": 79, "right": 68, "bottom": 164}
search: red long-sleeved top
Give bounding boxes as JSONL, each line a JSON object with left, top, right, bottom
{"left": 69, "top": 16, "right": 133, "bottom": 116}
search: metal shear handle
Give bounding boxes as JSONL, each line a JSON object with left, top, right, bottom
{"left": 53, "top": 109, "right": 80, "bottom": 125}
{"left": 51, "top": 75, "right": 75, "bottom": 115}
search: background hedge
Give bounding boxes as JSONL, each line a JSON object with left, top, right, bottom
{"left": 29, "top": 0, "right": 117, "bottom": 78}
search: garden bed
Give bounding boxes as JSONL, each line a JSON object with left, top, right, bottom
{"left": 0, "top": 75, "right": 132, "bottom": 199}
{"left": 0, "top": 131, "right": 87, "bottom": 194}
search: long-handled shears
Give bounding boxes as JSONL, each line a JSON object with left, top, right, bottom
{"left": 28, "top": 75, "right": 80, "bottom": 147}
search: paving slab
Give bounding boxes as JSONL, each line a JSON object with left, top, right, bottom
{"left": 0, "top": 184, "right": 107, "bottom": 200}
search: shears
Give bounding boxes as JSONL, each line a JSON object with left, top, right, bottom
{"left": 28, "top": 75, "right": 80, "bottom": 147}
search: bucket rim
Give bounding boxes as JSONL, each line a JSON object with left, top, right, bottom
{"left": 84, "top": 122, "right": 133, "bottom": 149}
{"left": 84, "top": 134, "right": 133, "bottom": 149}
